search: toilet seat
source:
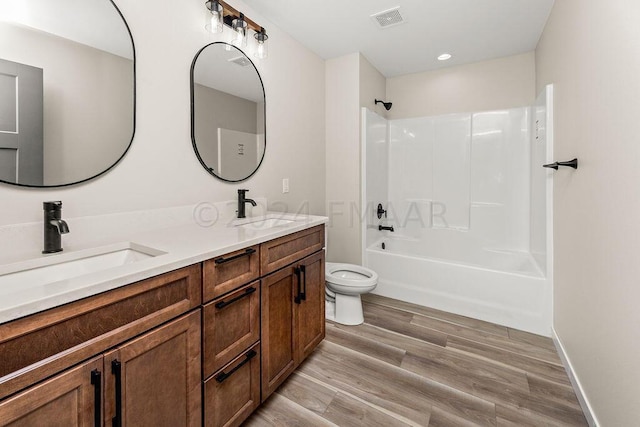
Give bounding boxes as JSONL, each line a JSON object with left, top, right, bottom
{"left": 325, "top": 263, "right": 378, "bottom": 289}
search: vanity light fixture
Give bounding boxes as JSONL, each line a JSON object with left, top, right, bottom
{"left": 438, "top": 53, "right": 452, "bottom": 61}
{"left": 204, "top": 0, "right": 224, "bottom": 33}
{"left": 254, "top": 27, "right": 268, "bottom": 59}
{"left": 204, "top": 0, "right": 268, "bottom": 58}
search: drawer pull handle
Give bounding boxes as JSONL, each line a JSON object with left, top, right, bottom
{"left": 215, "top": 286, "right": 256, "bottom": 309}
{"left": 215, "top": 349, "right": 257, "bottom": 383}
{"left": 214, "top": 248, "right": 256, "bottom": 265}
{"left": 111, "top": 360, "right": 122, "bottom": 427}
{"left": 294, "top": 266, "right": 302, "bottom": 304}
{"left": 300, "top": 264, "right": 307, "bottom": 301}
{"left": 91, "top": 369, "right": 102, "bottom": 427}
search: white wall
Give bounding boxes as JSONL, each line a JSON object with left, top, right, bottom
{"left": 325, "top": 53, "right": 386, "bottom": 264}
{"left": 325, "top": 53, "right": 359, "bottom": 264}
{"left": 0, "top": 0, "right": 325, "bottom": 230}
{"left": 386, "top": 52, "right": 536, "bottom": 120}
{"left": 536, "top": 1, "right": 640, "bottom": 425}
{"left": 359, "top": 55, "right": 388, "bottom": 118}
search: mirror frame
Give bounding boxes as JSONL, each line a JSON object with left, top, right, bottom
{"left": 0, "top": 0, "right": 137, "bottom": 188}
{"left": 190, "top": 42, "right": 266, "bottom": 183}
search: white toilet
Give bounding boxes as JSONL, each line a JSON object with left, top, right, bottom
{"left": 325, "top": 262, "right": 378, "bottom": 325}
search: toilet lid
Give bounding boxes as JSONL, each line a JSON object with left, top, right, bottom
{"left": 326, "top": 263, "right": 378, "bottom": 288}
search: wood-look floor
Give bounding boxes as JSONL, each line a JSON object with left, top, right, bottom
{"left": 245, "top": 294, "right": 588, "bottom": 426}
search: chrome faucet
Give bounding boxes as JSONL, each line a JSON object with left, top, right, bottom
{"left": 43, "top": 201, "right": 70, "bottom": 254}
{"left": 237, "top": 189, "right": 257, "bottom": 219}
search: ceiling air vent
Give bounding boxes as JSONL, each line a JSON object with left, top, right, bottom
{"left": 371, "top": 7, "right": 405, "bottom": 29}
{"left": 228, "top": 56, "right": 251, "bottom": 67}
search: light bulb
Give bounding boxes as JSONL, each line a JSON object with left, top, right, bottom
{"left": 256, "top": 42, "right": 267, "bottom": 59}
{"left": 254, "top": 28, "right": 268, "bottom": 59}
{"left": 204, "top": 1, "right": 223, "bottom": 34}
{"left": 231, "top": 14, "right": 247, "bottom": 47}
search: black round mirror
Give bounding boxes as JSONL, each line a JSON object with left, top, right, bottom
{"left": 0, "top": 0, "right": 135, "bottom": 187}
{"left": 190, "top": 42, "right": 266, "bottom": 182}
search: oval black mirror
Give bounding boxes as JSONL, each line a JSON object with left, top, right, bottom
{"left": 190, "top": 42, "right": 266, "bottom": 182}
{"left": 0, "top": 0, "right": 135, "bottom": 187}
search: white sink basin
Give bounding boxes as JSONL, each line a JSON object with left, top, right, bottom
{"left": 231, "top": 214, "right": 302, "bottom": 230}
{"left": 0, "top": 242, "right": 165, "bottom": 292}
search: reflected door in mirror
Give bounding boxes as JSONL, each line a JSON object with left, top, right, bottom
{"left": 0, "top": 59, "right": 43, "bottom": 185}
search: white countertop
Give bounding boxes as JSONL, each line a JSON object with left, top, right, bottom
{"left": 0, "top": 210, "right": 327, "bottom": 324}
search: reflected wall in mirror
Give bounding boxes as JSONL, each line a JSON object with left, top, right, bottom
{"left": 191, "top": 43, "right": 265, "bottom": 182}
{"left": 0, "top": 0, "right": 135, "bottom": 187}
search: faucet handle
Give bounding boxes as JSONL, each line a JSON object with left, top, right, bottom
{"left": 43, "top": 201, "right": 63, "bottom": 211}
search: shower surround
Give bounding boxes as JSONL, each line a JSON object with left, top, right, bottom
{"left": 362, "top": 87, "right": 553, "bottom": 335}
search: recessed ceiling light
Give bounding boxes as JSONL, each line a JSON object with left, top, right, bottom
{"left": 437, "top": 53, "right": 452, "bottom": 61}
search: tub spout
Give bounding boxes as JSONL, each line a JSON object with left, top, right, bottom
{"left": 379, "top": 225, "right": 394, "bottom": 232}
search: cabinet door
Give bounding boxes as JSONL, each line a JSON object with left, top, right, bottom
{"left": 104, "top": 311, "right": 201, "bottom": 427}
{"left": 261, "top": 268, "right": 296, "bottom": 400}
{"left": 296, "top": 251, "right": 326, "bottom": 362}
{"left": 0, "top": 356, "right": 103, "bottom": 427}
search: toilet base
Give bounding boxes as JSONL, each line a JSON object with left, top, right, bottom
{"left": 325, "top": 293, "right": 364, "bottom": 325}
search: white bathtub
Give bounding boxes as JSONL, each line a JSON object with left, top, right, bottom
{"left": 364, "top": 237, "right": 552, "bottom": 335}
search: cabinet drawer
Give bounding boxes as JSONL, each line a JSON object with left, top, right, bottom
{"left": 203, "top": 281, "right": 260, "bottom": 378}
{"left": 203, "top": 245, "right": 260, "bottom": 302}
{"left": 204, "top": 343, "right": 260, "bottom": 427}
{"left": 0, "top": 264, "right": 201, "bottom": 400}
{"left": 260, "top": 225, "right": 324, "bottom": 274}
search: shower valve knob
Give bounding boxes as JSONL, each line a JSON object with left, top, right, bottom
{"left": 377, "top": 203, "right": 387, "bottom": 219}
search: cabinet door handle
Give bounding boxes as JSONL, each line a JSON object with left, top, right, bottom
{"left": 215, "top": 349, "right": 257, "bottom": 383}
{"left": 300, "top": 264, "right": 307, "bottom": 301}
{"left": 214, "top": 248, "right": 256, "bottom": 265}
{"left": 111, "top": 360, "right": 122, "bottom": 427}
{"left": 91, "top": 369, "right": 102, "bottom": 427}
{"left": 294, "top": 266, "right": 302, "bottom": 304}
{"left": 215, "top": 286, "right": 256, "bottom": 309}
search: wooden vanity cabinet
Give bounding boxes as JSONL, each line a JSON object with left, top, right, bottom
{"left": 260, "top": 226, "right": 325, "bottom": 400}
{"left": 0, "top": 266, "right": 202, "bottom": 427}
{"left": 0, "top": 223, "right": 326, "bottom": 426}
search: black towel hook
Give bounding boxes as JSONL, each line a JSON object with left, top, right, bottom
{"left": 543, "top": 158, "right": 578, "bottom": 170}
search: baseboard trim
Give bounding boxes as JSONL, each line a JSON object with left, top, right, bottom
{"left": 551, "top": 327, "right": 599, "bottom": 427}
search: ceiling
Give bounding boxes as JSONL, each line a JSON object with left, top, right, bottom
{"left": 242, "top": 0, "right": 555, "bottom": 77}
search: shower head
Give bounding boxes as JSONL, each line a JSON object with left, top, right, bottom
{"left": 375, "top": 99, "right": 393, "bottom": 111}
